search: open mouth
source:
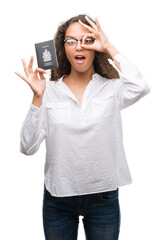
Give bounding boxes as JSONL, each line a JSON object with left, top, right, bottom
{"left": 75, "top": 55, "right": 86, "bottom": 64}
{"left": 75, "top": 55, "right": 86, "bottom": 59}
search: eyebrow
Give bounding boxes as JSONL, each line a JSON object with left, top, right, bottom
{"left": 65, "top": 35, "right": 83, "bottom": 39}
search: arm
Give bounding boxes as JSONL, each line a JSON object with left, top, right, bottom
{"left": 105, "top": 44, "right": 121, "bottom": 72}
{"left": 20, "top": 101, "right": 47, "bottom": 155}
{"left": 79, "top": 16, "right": 150, "bottom": 109}
{"left": 15, "top": 56, "right": 47, "bottom": 155}
{"left": 109, "top": 52, "right": 151, "bottom": 110}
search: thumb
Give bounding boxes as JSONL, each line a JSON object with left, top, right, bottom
{"left": 39, "top": 72, "right": 46, "bottom": 80}
{"left": 81, "top": 44, "right": 95, "bottom": 50}
{"left": 34, "top": 68, "right": 47, "bottom": 75}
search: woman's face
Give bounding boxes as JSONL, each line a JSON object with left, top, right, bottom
{"left": 64, "top": 22, "right": 95, "bottom": 73}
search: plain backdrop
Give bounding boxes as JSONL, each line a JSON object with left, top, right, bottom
{"left": 0, "top": 0, "right": 164, "bottom": 239}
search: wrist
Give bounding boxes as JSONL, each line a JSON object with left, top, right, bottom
{"left": 104, "top": 44, "right": 120, "bottom": 60}
{"left": 104, "top": 43, "right": 114, "bottom": 53}
{"left": 32, "top": 94, "right": 43, "bottom": 108}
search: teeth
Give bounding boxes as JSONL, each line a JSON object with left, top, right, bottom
{"left": 75, "top": 56, "right": 85, "bottom": 59}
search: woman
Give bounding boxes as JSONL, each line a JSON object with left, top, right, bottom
{"left": 15, "top": 14, "right": 150, "bottom": 240}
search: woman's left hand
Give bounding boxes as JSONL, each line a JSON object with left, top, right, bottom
{"left": 79, "top": 16, "right": 111, "bottom": 53}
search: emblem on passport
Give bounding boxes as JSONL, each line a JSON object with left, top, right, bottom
{"left": 35, "top": 40, "right": 58, "bottom": 70}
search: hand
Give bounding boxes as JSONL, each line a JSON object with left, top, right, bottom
{"left": 79, "top": 16, "right": 111, "bottom": 53}
{"left": 15, "top": 56, "right": 47, "bottom": 97}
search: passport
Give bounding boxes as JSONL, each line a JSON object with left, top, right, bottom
{"left": 35, "top": 40, "right": 58, "bottom": 70}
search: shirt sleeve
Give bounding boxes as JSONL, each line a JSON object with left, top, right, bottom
{"left": 109, "top": 53, "right": 151, "bottom": 110}
{"left": 20, "top": 103, "right": 47, "bottom": 155}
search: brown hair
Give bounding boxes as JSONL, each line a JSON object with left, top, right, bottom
{"left": 50, "top": 14, "right": 119, "bottom": 81}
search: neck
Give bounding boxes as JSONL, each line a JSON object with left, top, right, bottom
{"left": 65, "top": 66, "right": 96, "bottom": 87}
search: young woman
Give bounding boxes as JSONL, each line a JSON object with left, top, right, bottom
{"left": 15, "top": 14, "right": 150, "bottom": 240}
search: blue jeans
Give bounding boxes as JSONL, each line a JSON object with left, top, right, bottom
{"left": 42, "top": 185, "right": 120, "bottom": 240}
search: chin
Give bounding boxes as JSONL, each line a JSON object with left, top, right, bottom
{"left": 74, "top": 64, "right": 94, "bottom": 73}
{"left": 76, "top": 68, "right": 88, "bottom": 73}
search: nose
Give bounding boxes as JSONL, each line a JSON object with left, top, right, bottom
{"left": 76, "top": 39, "right": 83, "bottom": 51}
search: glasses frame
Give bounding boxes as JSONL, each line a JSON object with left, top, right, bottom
{"left": 64, "top": 37, "right": 95, "bottom": 46}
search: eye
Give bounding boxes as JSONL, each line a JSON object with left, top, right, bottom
{"left": 85, "top": 37, "right": 95, "bottom": 44}
{"left": 66, "top": 39, "right": 77, "bottom": 44}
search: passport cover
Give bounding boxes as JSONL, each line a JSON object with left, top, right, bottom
{"left": 35, "top": 40, "right": 58, "bottom": 70}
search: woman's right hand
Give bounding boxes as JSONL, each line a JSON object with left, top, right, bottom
{"left": 15, "top": 56, "right": 47, "bottom": 99}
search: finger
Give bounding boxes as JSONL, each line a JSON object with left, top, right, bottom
{"left": 39, "top": 72, "right": 46, "bottom": 80}
{"left": 78, "top": 20, "right": 95, "bottom": 33}
{"left": 95, "top": 17, "right": 102, "bottom": 31}
{"left": 15, "top": 71, "right": 28, "bottom": 82}
{"left": 85, "top": 15, "right": 97, "bottom": 30}
{"left": 34, "top": 68, "right": 47, "bottom": 75}
{"left": 28, "top": 56, "right": 34, "bottom": 73}
{"left": 21, "top": 58, "right": 28, "bottom": 77}
{"left": 81, "top": 44, "right": 95, "bottom": 50}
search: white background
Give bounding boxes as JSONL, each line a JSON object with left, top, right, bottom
{"left": 0, "top": 0, "right": 164, "bottom": 239}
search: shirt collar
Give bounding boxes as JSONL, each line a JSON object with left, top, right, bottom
{"left": 92, "top": 72, "right": 100, "bottom": 80}
{"left": 56, "top": 72, "right": 100, "bottom": 86}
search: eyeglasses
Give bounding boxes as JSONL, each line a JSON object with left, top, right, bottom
{"left": 64, "top": 37, "right": 95, "bottom": 48}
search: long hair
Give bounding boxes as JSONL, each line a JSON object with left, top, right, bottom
{"left": 50, "top": 14, "right": 119, "bottom": 81}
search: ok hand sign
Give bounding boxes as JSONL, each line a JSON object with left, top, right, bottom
{"left": 15, "top": 56, "right": 47, "bottom": 98}
{"left": 79, "top": 16, "right": 111, "bottom": 53}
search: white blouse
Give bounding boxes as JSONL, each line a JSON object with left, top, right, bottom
{"left": 20, "top": 53, "right": 150, "bottom": 197}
